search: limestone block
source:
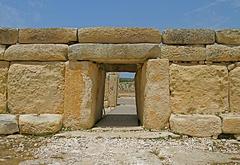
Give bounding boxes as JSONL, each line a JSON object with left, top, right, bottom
{"left": 0, "top": 45, "right": 6, "bottom": 60}
{"left": 64, "top": 61, "right": 100, "bottom": 129}
{"left": 0, "top": 114, "right": 19, "bottom": 135}
{"left": 207, "top": 44, "right": 240, "bottom": 61}
{"left": 19, "top": 114, "right": 62, "bottom": 135}
{"left": 170, "top": 64, "right": 228, "bottom": 114}
{"left": 19, "top": 28, "right": 77, "bottom": 44}
{"left": 170, "top": 114, "right": 222, "bottom": 137}
{"left": 142, "top": 59, "right": 170, "bottom": 130}
{"left": 78, "top": 27, "right": 161, "bottom": 43}
{"left": 107, "top": 73, "right": 119, "bottom": 107}
{"left": 229, "top": 67, "right": 240, "bottom": 112}
{"left": 162, "top": 29, "right": 215, "bottom": 45}
{"left": 0, "top": 61, "right": 9, "bottom": 113}
{"left": 4, "top": 44, "right": 68, "bottom": 61}
{"left": 221, "top": 114, "right": 240, "bottom": 134}
{"left": 135, "top": 68, "right": 143, "bottom": 123}
{"left": 104, "top": 64, "right": 137, "bottom": 72}
{"left": 95, "top": 69, "right": 106, "bottom": 121}
{"left": 161, "top": 45, "right": 206, "bottom": 61}
{"left": 104, "top": 73, "right": 109, "bottom": 107}
{"left": 68, "top": 44, "right": 161, "bottom": 63}
{"left": 0, "top": 28, "right": 18, "bottom": 44}
{"left": 8, "top": 62, "right": 65, "bottom": 114}
{"left": 216, "top": 29, "right": 240, "bottom": 45}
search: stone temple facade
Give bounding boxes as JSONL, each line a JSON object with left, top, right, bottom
{"left": 0, "top": 27, "right": 240, "bottom": 137}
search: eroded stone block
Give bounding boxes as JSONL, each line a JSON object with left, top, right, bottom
{"left": 216, "top": 29, "right": 240, "bottom": 45}
{"left": 207, "top": 44, "right": 240, "bottom": 61}
{"left": 0, "top": 28, "right": 18, "bottom": 44}
{"left": 68, "top": 44, "right": 161, "bottom": 63}
{"left": 170, "top": 64, "right": 228, "bottom": 114}
{"left": 5, "top": 44, "right": 68, "bottom": 61}
{"left": 19, "top": 114, "right": 62, "bottom": 135}
{"left": 162, "top": 29, "right": 215, "bottom": 45}
{"left": 0, "top": 61, "right": 9, "bottom": 113}
{"left": 135, "top": 68, "right": 143, "bottom": 123}
{"left": 106, "top": 73, "right": 118, "bottom": 107}
{"left": 19, "top": 28, "right": 77, "bottom": 44}
{"left": 0, "top": 114, "right": 19, "bottom": 135}
{"left": 221, "top": 114, "right": 240, "bottom": 134}
{"left": 230, "top": 67, "right": 240, "bottom": 112}
{"left": 142, "top": 59, "right": 170, "bottom": 130}
{"left": 64, "top": 61, "right": 100, "bottom": 129}
{"left": 78, "top": 27, "right": 161, "bottom": 43}
{"left": 170, "top": 114, "right": 221, "bottom": 137}
{"left": 8, "top": 62, "right": 65, "bottom": 114}
{"left": 0, "top": 45, "right": 6, "bottom": 60}
{"left": 161, "top": 45, "right": 206, "bottom": 61}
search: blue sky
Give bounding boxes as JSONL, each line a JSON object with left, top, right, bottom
{"left": 0, "top": 0, "right": 239, "bottom": 29}
{"left": 0, "top": 0, "right": 239, "bottom": 77}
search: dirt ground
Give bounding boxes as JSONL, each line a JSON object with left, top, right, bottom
{"left": 0, "top": 129, "right": 240, "bottom": 165}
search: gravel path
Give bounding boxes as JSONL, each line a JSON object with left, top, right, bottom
{"left": 0, "top": 129, "right": 240, "bottom": 165}
{"left": 95, "top": 97, "right": 138, "bottom": 127}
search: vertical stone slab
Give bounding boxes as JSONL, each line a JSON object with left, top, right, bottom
{"left": 229, "top": 67, "right": 240, "bottom": 112}
{"left": 104, "top": 73, "right": 109, "bottom": 108}
{"left": 95, "top": 68, "right": 106, "bottom": 121}
{"left": 142, "top": 59, "right": 170, "bottom": 130}
{"left": 0, "top": 45, "right": 6, "bottom": 60}
{"left": 64, "top": 61, "right": 100, "bottom": 129}
{"left": 107, "top": 73, "right": 119, "bottom": 107}
{"left": 135, "top": 66, "right": 143, "bottom": 124}
{"left": 0, "top": 61, "right": 9, "bottom": 113}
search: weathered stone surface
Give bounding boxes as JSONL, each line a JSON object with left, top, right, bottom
{"left": 229, "top": 67, "right": 240, "bottom": 112}
{"left": 69, "top": 44, "right": 160, "bottom": 63}
{"left": 64, "top": 61, "right": 101, "bottom": 129}
{"left": 0, "top": 61, "right": 9, "bottom": 113}
{"left": 142, "top": 59, "right": 170, "bottom": 130}
{"left": 104, "top": 73, "right": 110, "bottom": 108}
{"left": 0, "top": 28, "right": 18, "bottom": 44}
{"left": 135, "top": 68, "right": 143, "bottom": 123}
{"left": 8, "top": 62, "right": 65, "bottom": 114}
{"left": 0, "top": 114, "right": 19, "bottom": 135}
{"left": 104, "top": 64, "right": 137, "bottom": 72}
{"left": 221, "top": 114, "right": 240, "bottom": 134}
{"left": 216, "top": 29, "right": 240, "bottom": 45}
{"left": 106, "top": 73, "right": 118, "bottom": 107}
{"left": 170, "top": 64, "right": 228, "bottom": 114}
{"left": 161, "top": 45, "right": 206, "bottom": 61}
{"left": 207, "top": 44, "right": 240, "bottom": 61}
{"left": 95, "top": 69, "right": 106, "bottom": 121}
{"left": 78, "top": 27, "right": 161, "bottom": 43}
{"left": 19, "top": 114, "right": 62, "bottom": 135}
{"left": 19, "top": 28, "right": 77, "bottom": 44}
{"left": 162, "top": 29, "right": 215, "bottom": 45}
{"left": 4, "top": 44, "right": 68, "bottom": 61}
{"left": 0, "top": 45, "right": 6, "bottom": 60}
{"left": 170, "top": 114, "right": 221, "bottom": 137}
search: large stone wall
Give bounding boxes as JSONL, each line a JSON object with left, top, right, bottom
{"left": 0, "top": 27, "right": 239, "bottom": 137}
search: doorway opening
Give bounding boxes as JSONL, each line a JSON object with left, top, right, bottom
{"left": 95, "top": 70, "right": 139, "bottom": 128}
